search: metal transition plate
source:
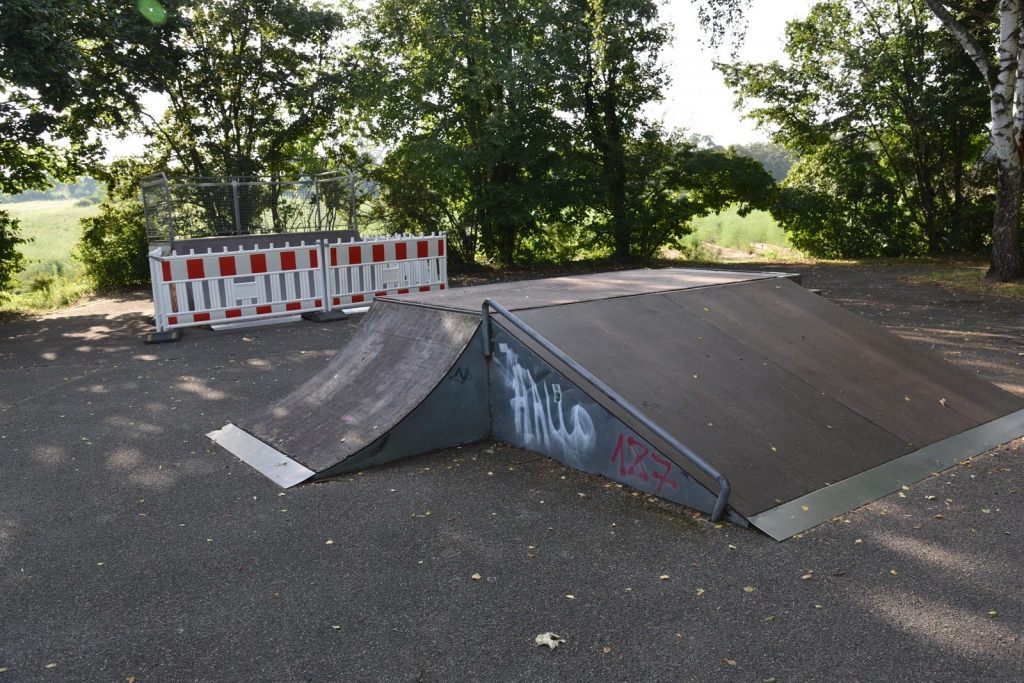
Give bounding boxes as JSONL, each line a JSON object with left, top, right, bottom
{"left": 207, "top": 424, "right": 315, "bottom": 488}
{"left": 748, "top": 407, "right": 1024, "bottom": 540}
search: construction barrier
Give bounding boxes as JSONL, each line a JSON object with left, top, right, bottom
{"left": 324, "top": 234, "right": 446, "bottom": 309}
{"left": 149, "top": 234, "right": 447, "bottom": 332}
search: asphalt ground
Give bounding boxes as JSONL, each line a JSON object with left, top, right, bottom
{"left": 1, "top": 265, "right": 1022, "bottom": 682}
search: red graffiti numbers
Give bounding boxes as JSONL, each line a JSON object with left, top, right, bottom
{"left": 611, "top": 433, "right": 679, "bottom": 494}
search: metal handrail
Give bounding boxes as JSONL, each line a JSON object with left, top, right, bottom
{"left": 481, "top": 298, "right": 732, "bottom": 522}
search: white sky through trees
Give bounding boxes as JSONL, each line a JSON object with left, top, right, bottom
{"left": 104, "top": 0, "right": 815, "bottom": 160}
{"left": 648, "top": 0, "right": 816, "bottom": 145}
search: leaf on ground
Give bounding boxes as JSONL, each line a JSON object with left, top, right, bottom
{"left": 603, "top": 647, "right": 612, "bottom": 653}
{"left": 660, "top": 575, "right": 669, "bottom": 580}
{"left": 45, "top": 663, "right": 56, "bottom": 669}
{"left": 723, "top": 658, "right": 737, "bottom": 666}
{"left": 988, "top": 611, "right": 998, "bottom": 617}
{"left": 325, "top": 540, "right": 334, "bottom": 545}
{"left": 535, "top": 633, "right": 565, "bottom": 650}
{"left": 744, "top": 586, "right": 755, "bottom": 592}
{"left": 471, "top": 573, "right": 481, "bottom": 580}
{"left": 565, "top": 594, "right": 575, "bottom": 599}
{"left": 696, "top": 588, "right": 705, "bottom": 596}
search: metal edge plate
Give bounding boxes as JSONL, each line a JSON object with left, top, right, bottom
{"left": 748, "top": 407, "right": 1024, "bottom": 541}
{"left": 207, "top": 423, "right": 315, "bottom": 488}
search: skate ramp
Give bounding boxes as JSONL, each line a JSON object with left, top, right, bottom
{"left": 503, "top": 278, "right": 1024, "bottom": 525}
{"left": 210, "top": 268, "right": 1024, "bottom": 539}
{"left": 209, "top": 300, "right": 486, "bottom": 484}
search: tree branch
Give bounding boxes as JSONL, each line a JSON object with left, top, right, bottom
{"left": 924, "top": 0, "right": 996, "bottom": 90}
{"left": 935, "top": 0, "right": 998, "bottom": 24}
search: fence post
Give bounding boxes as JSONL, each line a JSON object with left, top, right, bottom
{"left": 318, "top": 240, "right": 330, "bottom": 312}
{"left": 232, "top": 178, "right": 242, "bottom": 235}
{"left": 351, "top": 174, "right": 358, "bottom": 232}
{"left": 314, "top": 175, "right": 323, "bottom": 231}
{"left": 147, "top": 248, "right": 173, "bottom": 334}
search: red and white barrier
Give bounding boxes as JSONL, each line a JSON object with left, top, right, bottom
{"left": 324, "top": 234, "right": 447, "bottom": 309}
{"left": 149, "top": 233, "right": 447, "bottom": 332}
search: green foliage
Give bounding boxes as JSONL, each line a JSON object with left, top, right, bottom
{"left": 719, "top": 0, "right": 993, "bottom": 258}
{"left": 363, "top": 0, "right": 576, "bottom": 266}
{"left": 75, "top": 201, "right": 149, "bottom": 289}
{"left": 364, "top": 0, "right": 769, "bottom": 264}
{"left": 74, "top": 157, "right": 157, "bottom": 289}
{"left": 560, "top": 0, "right": 671, "bottom": 258}
{"left": 0, "top": 210, "right": 27, "bottom": 298}
{"left": 145, "top": 0, "right": 352, "bottom": 178}
{"left": 729, "top": 142, "right": 794, "bottom": 182}
{"left": 689, "top": 206, "right": 788, "bottom": 251}
{"left": 0, "top": 0, "right": 185, "bottom": 195}
{"left": 605, "top": 128, "right": 778, "bottom": 258}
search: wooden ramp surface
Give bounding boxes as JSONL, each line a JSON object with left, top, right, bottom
{"left": 237, "top": 301, "right": 479, "bottom": 473}
{"left": 511, "top": 278, "right": 1024, "bottom": 517}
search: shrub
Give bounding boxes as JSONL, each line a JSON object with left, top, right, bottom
{"left": 0, "top": 210, "right": 28, "bottom": 299}
{"left": 75, "top": 198, "right": 150, "bottom": 289}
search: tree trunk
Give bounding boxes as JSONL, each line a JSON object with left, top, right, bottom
{"left": 991, "top": 158, "right": 1024, "bottom": 279}
{"left": 925, "top": 0, "right": 1024, "bottom": 279}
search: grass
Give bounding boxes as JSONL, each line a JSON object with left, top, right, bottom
{"left": 688, "top": 206, "right": 790, "bottom": 251}
{"left": 3, "top": 199, "right": 97, "bottom": 265}
{"left": 668, "top": 205, "right": 804, "bottom": 262}
{"left": 906, "top": 264, "right": 1024, "bottom": 301}
{"left": 1, "top": 199, "right": 97, "bottom": 316}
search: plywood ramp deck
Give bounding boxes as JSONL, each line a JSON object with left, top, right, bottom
{"left": 508, "top": 278, "right": 1023, "bottom": 517}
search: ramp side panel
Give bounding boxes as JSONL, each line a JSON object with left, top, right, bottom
{"left": 512, "top": 294, "right": 913, "bottom": 517}
{"left": 749, "top": 408, "right": 1024, "bottom": 540}
{"left": 313, "top": 328, "right": 491, "bottom": 478}
{"left": 238, "top": 301, "right": 480, "bottom": 473}
{"left": 665, "top": 279, "right": 1024, "bottom": 449}
{"left": 489, "top": 325, "right": 746, "bottom": 525}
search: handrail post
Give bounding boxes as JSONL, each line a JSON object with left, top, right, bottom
{"left": 481, "top": 300, "right": 492, "bottom": 357}
{"left": 481, "top": 298, "right": 731, "bottom": 522}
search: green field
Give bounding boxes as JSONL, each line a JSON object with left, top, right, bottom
{"left": 688, "top": 206, "right": 790, "bottom": 250}
{"left": 2, "top": 199, "right": 97, "bottom": 280}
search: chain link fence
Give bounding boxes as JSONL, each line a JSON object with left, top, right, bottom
{"left": 141, "top": 170, "right": 373, "bottom": 246}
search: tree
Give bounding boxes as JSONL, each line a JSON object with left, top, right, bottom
{"left": 730, "top": 142, "right": 794, "bottom": 182}
{"left": 141, "top": 0, "right": 351, "bottom": 180}
{"left": 924, "top": 0, "right": 1024, "bottom": 280}
{"left": 0, "top": 0, "right": 182, "bottom": 292}
{"left": 555, "top": 0, "right": 670, "bottom": 259}
{"left": 361, "top": 0, "right": 574, "bottom": 266}
{"left": 0, "top": 0, "right": 184, "bottom": 193}
{"left": 75, "top": 157, "right": 163, "bottom": 289}
{"left": 623, "top": 127, "right": 779, "bottom": 258}
{"left": 0, "top": 212, "right": 26, "bottom": 298}
{"left": 719, "top": 0, "right": 993, "bottom": 258}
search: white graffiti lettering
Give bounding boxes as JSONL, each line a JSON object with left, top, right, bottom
{"left": 500, "top": 345, "right": 596, "bottom": 467}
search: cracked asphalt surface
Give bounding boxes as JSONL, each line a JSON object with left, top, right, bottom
{"left": 1, "top": 265, "right": 1022, "bottom": 682}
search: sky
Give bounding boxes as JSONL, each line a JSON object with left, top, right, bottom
{"left": 649, "top": 0, "right": 817, "bottom": 145}
{"left": 104, "top": 0, "right": 817, "bottom": 159}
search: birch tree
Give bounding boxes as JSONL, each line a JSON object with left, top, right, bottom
{"left": 924, "top": 0, "right": 1024, "bottom": 280}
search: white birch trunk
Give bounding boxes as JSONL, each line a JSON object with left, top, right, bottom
{"left": 926, "top": 0, "right": 1024, "bottom": 279}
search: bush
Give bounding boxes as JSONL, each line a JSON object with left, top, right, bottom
{"left": 0, "top": 210, "right": 28, "bottom": 299}
{"left": 75, "top": 198, "right": 150, "bottom": 289}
